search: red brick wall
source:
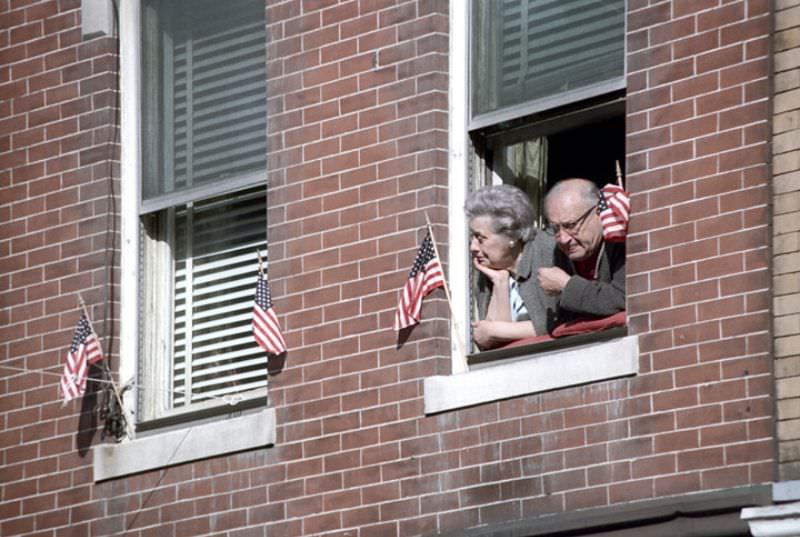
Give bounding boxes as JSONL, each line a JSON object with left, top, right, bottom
{"left": 772, "top": 0, "right": 800, "bottom": 482}
{"left": 1, "top": 0, "right": 121, "bottom": 535}
{"left": 0, "top": 1, "right": 776, "bottom": 536}
{"left": 624, "top": 0, "right": 774, "bottom": 493}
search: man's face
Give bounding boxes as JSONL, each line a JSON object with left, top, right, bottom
{"left": 545, "top": 192, "right": 603, "bottom": 262}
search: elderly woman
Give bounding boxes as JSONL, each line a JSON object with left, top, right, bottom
{"left": 465, "top": 184, "right": 558, "bottom": 350}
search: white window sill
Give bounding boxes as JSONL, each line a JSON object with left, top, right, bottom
{"left": 424, "top": 335, "right": 639, "bottom": 414}
{"left": 93, "top": 408, "right": 276, "bottom": 481}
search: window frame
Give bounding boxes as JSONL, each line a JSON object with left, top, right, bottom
{"left": 117, "top": 0, "right": 273, "bottom": 435}
{"left": 444, "top": 0, "right": 630, "bottom": 378}
{"left": 135, "top": 0, "right": 270, "bottom": 424}
{"left": 137, "top": 186, "right": 270, "bottom": 425}
{"left": 468, "top": 0, "right": 627, "bottom": 130}
{"left": 470, "top": 78, "right": 626, "bottom": 132}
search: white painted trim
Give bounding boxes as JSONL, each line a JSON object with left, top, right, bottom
{"left": 118, "top": 0, "right": 141, "bottom": 427}
{"left": 93, "top": 408, "right": 276, "bottom": 481}
{"left": 469, "top": 78, "right": 627, "bottom": 131}
{"left": 424, "top": 335, "right": 639, "bottom": 414}
{"left": 81, "top": 0, "right": 115, "bottom": 38}
{"left": 742, "top": 502, "right": 800, "bottom": 537}
{"left": 138, "top": 168, "right": 265, "bottom": 213}
{"left": 447, "top": 0, "right": 470, "bottom": 374}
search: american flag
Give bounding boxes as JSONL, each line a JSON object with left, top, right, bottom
{"left": 60, "top": 313, "right": 103, "bottom": 403}
{"left": 597, "top": 184, "right": 630, "bottom": 242}
{"left": 394, "top": 229, "right": 445, "bottom": 330}
{"left": 252, "top": 271, "right": 286, "bottom": 355}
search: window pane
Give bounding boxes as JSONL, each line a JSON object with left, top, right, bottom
{"left": 141, "top": 0, "right": 267, "bottom": 202}
{"left": 472, "top": 0, "right": 625, "bottom": 118}
{"left": 170, "top": 187, "right": 268, "bottom": 409}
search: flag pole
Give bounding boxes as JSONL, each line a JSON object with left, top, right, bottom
{"left": 257, "top": 249, "right": 264, "bottom": 275}
{"left": 77, "top": 294, "right": 134, "bottom": 439}
{"left": 615, "top": 160, "right": 624, "bottom": 189}
{"left": 423, "top": 212, "right": 469, "bottom": 371}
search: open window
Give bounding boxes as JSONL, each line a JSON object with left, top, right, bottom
{"left": 466, "top": 0, "right": 627, "bottom": 362}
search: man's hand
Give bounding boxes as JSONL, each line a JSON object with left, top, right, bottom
{"left": 537, "top": 266, "right": 571, "bottom": 295}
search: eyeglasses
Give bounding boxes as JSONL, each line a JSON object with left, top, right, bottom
{"left": 545, "top": 205, "right": 595, "bottom": 236}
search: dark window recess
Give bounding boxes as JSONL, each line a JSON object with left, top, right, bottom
{"left": 546, "top": 114, "right": 625, "bottom": 188}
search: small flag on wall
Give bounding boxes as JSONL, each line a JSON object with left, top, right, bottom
{"left": 252, "top": 271, "right": 287, "bottom": 355}
{"left": 394, "top": 229, "right": 445, "bottom": 330}
{"left": 597, "top": 183, "right": 630, "bottom": 242}
{"left": 60, "top": 313, "right": 104, "bottom": 404}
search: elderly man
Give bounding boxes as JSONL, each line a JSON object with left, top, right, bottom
{"left": 537, "top": 178, "right": 625, "bottom": 320}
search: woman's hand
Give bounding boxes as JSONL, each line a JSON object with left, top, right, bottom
{"left": 471, "top": 320, "right": 500, "bottom": 350}
{"left": 473, "top": 256, "right": 510, "bottom": 286}
{"left": 471, "top": 319, "right": 537, "bottom": 350}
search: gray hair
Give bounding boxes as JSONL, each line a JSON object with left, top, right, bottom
{"left": 544, "top": 178, "right": 600, "bottom": 212}
{"left": 464, "top": 184, "right": 535, "bottom": 242}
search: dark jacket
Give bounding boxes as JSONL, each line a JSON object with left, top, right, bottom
{"left": 554, "top": 240, "right": 626, "bottom": 320}
{"left": 476, "top": 230, "right": 559, "bottom": 336}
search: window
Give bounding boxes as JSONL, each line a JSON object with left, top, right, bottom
{"left": 471, "top": 0, "right": 626, "bottom": 125}
{"left": 137, "top": 0, "right": 269, "bottom": 424}
{"left": 465, "top": 0, "right": 627, "bottom": 359}
{"left": 97, "top": 0, "right": 276, "bottom": 481}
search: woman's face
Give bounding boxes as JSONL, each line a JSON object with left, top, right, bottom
{"left": 469, "top": 216, "right": 518, "bottom": 270}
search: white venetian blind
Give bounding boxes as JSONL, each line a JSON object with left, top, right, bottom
{"left": 141, "top": 0, "right": 267, "bottom": 202}
{"left": 171, "top": 187, "right": 267, "bottom": 408}
{"left": 472, "top": 0, "right": 625, "bottom": 119}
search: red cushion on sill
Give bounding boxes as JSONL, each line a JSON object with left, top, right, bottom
{"left": 551, "top": 311, "right": 627, "bottom": 338}
{"left": 495, "top": 311, "right": 626, "bottom": 350}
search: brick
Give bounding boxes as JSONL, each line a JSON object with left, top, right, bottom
{"left": 654, "top": 472, "right": 702, "bottom": 498}
{"left": 629, "top": 44, "right": 671, "bottom": 76}
{"left": 675, "top": 30, "right": 720, "bottom": 61}
{"left": 700, "top": 4, "right": 745, "bottom": 32}
{"left": 0, "top": 1, "right": 784, "bottom": 535}
{"left": 629, "top": 3, "right": 670, "bottom": 32}
{"left": 702, "top": 465, "right": 751, "bottom": 489}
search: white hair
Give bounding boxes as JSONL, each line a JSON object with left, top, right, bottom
{"left": 464, "top": 184, "right": 535, "bottom": 242}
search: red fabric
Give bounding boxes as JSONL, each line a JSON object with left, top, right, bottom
{"left": 501, "top": 333, "right": 554, "bottom": 349}
{"left": 497, "top": 311, "right": 626, "bottom": 349}
{"left": 574, "top": 250, "right": 599, "bottom": 280}
{"left": 551, "top": 311, "right": 627, "bottom": 338}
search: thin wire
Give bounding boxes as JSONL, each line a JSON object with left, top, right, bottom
{"left": 0, "top": 364, "right": 247, "bottom": 407}
{"left": 124, "top": 426, "right": 193, "bottom": 532}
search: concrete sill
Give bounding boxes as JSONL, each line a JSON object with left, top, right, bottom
{"left": 424, "top": 335, "right": 639, "bottom": 414}
{"left": 93, "top": 408, "right": 276, "bottom": 481}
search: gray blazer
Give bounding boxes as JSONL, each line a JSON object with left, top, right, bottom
{"left": 555, "top": 240, "right": 626, "bottom": 319}
{"left": 475, "top": 230, "right": 559, "bottom": 336}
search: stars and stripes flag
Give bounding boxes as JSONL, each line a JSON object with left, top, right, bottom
{"left": 597, "top": 183, "right": 630, "bottom": 242}
{"left": 252, "top": 271, "right": 287, "bottom": 355}
{"left": 60, "top": 313, "right": 103, "bottom": 404}
{"left": 394, "top": 229, "right": 445, "bottom": 330}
